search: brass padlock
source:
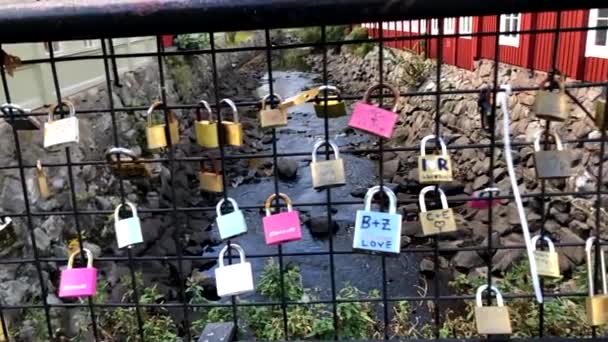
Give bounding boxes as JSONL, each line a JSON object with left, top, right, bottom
{"left": 313, "top": 85, "right": 347, "bottom": 118}
{"left": 474, "top": 285, "right": 512, "bottom": 335}
{"left": 533, "top": 131, "right": 573, "bottom": 179}
{"left": 418, "top": 135, "right": 453, "bottom": 184}
{"left": 36, "top": 160, "right": 51, "bottom": 200}
{"left": 279, "top": 88, "right": 321, "bottom": 110}
{"left": 168, "top": 111, "right": 180, "bottom": 146}
{"left": 0, "top": 217, "right": 16, "bottom": 250}
{"left": 195, "top": 100, "right": 219, "bottom": 148}
{"left": 199, "top": 156, "right": 224, "bottom": 193}
{"left": 531, "top": 235, "right": 560, "bottom": 278}
{"left": 146, "top": 101, "right": 168, "bottom": 150}
{"left": 533, "top": 76, "right": 569, "bottom": 121}
{"left": 220, "top": 98, "right": 243, "bottom": 146}
{"left": 585, "top": 237, "right": 608, "bottom": 326}
{"left": 596, "top": 98, "right": 606, "bottom": 131}
{"left": 105, "top": 147, "right": 151, "bottom": 178}
{"left": 260, "top": 93, "right": 288, "bottom": 129}
{"left": 418, "top": 186, "right": 457, "bottom": 236}
{"left": 310, "top": 139, "right": 346, "bottom": 190}
{"left": 0, "top": 103, "right": 40, "bottom": 131}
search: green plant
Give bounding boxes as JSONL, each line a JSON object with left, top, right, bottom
{"left": 296, "top": 25, "right": 349, "bottom": 44}
{"left": 175, "top": 33, "right": 210, "bottom": 50}
{"left": 345, "top": 27, "right": 373, "bottom": 57}
{"left": 399, "top": 53, "right": 433, "bottom": 88}
{"left": 336, "top": 284, "right": 381, "bottom": 339}
{"left": 258, "top": 260, "right": 304, "bottom": 301}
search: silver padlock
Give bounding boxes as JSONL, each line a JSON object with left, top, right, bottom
{"left": 310, "top": 140, "right": 346, "bottom": 190}
{"left": 0, "top": 216, "right": 16, "bottom": 250}
{"left": 43, "top": 100, "right": 79, "bottom": 149}
{"left": 530, "top": 235, "right": 560, "bottom": 278}
{"left": 215, "top": 244, "right": 255, "bottom": 297}
{"left": 114, "top": 202, "right": 144, "bottom": 249}
{"left": 418, "top": 135, "right": 453, "bottom": 184}
{"left": 352, "top": 185, "right": 402, "bottom": 254}
{"left": 216, "top": 197, "right": 248, "bottom": 240}
{"left": 0, "top": 103, "right": 40, "bottom": 131}
{"left": 533, "top": 131, "right": 573, "bottom": 179}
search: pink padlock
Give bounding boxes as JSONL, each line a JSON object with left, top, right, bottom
{"left": 58, "top": 248, "right": 97, "bottom": 298}
{"left": 262, "top": 193, "right": 302, "bottom": 245}
{"left": 467, "top": 187, "right": 506, "bottom": 209}
{"left": 348, "top": 83, "right": 401, "bottom": 139}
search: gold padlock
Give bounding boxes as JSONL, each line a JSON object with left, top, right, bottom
{"left": 418, "top": 135, "right": 453, "bottom": 184}
{"left": 531, "top": 235, "right": 560, "bottom": 278}
{"left": 146, "top": 101, "right": 168, "bottom": 150}
{"left": 36, "top": 160, "right": 51, "bottom": 200}
{"left": 220, "top": 98, "right": 243, "bottom": 146}
{"left": 418, "top": 186, "right": 457, "bottom": 236}
{"left": 260, "top": 93, "right": 288, "bottom": 129}
{"left": 474, "top": 285, "right": 512, "bottom": 335}
{"left": 596, "top": 98, "right": 606, "bottom": 131}
{"left": 199, "top": 156, "right": 224, "bottom": 193}
{"left": 313, "top": 85, "right": 347, "bottom": 118}
{"left": 279, "top": 88, "right": 321, "bottom": 111}
{"left": 533, "top": 76, "right": 569, "bottom": 122}
{"left": 168, "top": 111, "right": 180, "bottom": 146}
{"left": 585, "top": 237, "right": 608, "bottom": 326}
{"left": 194, "top": 100, "right": 219, "bottom": 148}
{"left": 0, "top": 217, "right": 16, "bottom": 250}
{"left": 310, "top": 140, "right": 346, "bottom": 190}
{"left": 105, "top": 147, "right": 151, "bottom": 178}
{"left": 533, "top": 131, "right": 573, "bottom": 179}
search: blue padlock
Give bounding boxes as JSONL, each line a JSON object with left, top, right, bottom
{"left": 216, "top": 197, "right": 248, "bottom": 240}
{"left": 114, "top": 202, "right": 144, "bottom": 249}
{"left": 352, "top": 185, "right": 402, "bottom": 254}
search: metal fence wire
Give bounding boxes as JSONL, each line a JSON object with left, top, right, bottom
{"left": 0, "top": 0, "right": 607, "bottom": 341}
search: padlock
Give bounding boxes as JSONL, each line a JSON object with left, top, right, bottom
{"left": 279, "top": 88, "right": 321, "bottom": 110}
{"left": 313, "top": 85, "right": 347, "bottom": 118}
{"left": 348, "top": 83, "right": 400, "bottom": 139}
{"left": 0, "top": 217, "right": 16, "bottom": 250}
{"left": 146, "top": 101, "right": 168, "bottom": 150}
{"left": 352, "top": 185, "right": 402, "bottom": 254}
{"left": 0, "top": 103, "right": 40, "bottom": 130}
{"left": 533, "top": 131, "right": 573, "bottom": 179}
{"left": 467, "top": 187, "right": 505, "bottom": 209}
{"left": 43, "top": 100, "right": 79, "bottom": 149}
{"left": 585, "top": 237, "right": 608, "bottom": 326}
{"left": 533, "top": 76, "right": 569, "bottom": 122}
{"left": 215, "top": 197, "right": 247, "bottom": 240}
{"left": 260, "top": 93, "right": 288, "bottom": 129}
{"left": 199, "top": 156, "right": 224, "bottom": 193}
{"left": 114, "top": 202, "right": 144, "bottom": 249}
{"left": 262, "top": 193, "right": 302, "bottom": 245}
{"left": 194, "top": 100, "right": 219, "bottom": 148}
{"left": 596, "top": 98, "right": 606, "bottom": 131}
{"left": 58, "top": 248, "right": 97, "bottom": 298}
{"left": 215, "top": 244, "right": 255, "bottom": 297}
{"left": 105, "top": 147, "right": 151, "bottom": 178}
{"left": 530, "top": 235, "right": 560, "bottom": 278}
{"left": 474, "top": 285, "right": 512, "bottom": 335}
{"left": 418, "top": 186, "right": 457, "bottom": 236}
{"left": 220, "top": 98, "right": 243, "bottom": 146}
{"left": 36, "top": 160, "right": 51, "bottom": 200}
{"left": 167, "top": 110, "right": 180, "bottom": 146}
{"left": 418, "top": 135, "right": 453, "bottom": 184}
{"left": 310, "top": 140, "right": 346, "bottom": 190}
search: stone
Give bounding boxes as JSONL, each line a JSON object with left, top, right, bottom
{"left": 419, "top": 258, "right": 435, "bottom": 276}
{"left": 472, "top": 175, "right": 490, "bottom": 190}
{"left": 557, "top": 227, "right": 585, "bottom": 265}
{"left": 276, "top": 158, "right": 298, "bottom": 180}
{"left": 197, "top": 322, "right": 236, "bottom": 342}
{"left": 305, "top": 216, "right": 339, "bottom": 238}
{"left": 382, "top": 159, "right": 399, "bottom": 180}
{"left": 452, "top": 251, "right": 485, "bottom": 270}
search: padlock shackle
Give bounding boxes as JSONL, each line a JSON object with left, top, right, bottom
{"left": 146, "top": 100, "right": 165, "bottom": 126}
{"left": 261, "top": 93, "right": 284, "bottom": 109}
{"left": 539, "top": 75, "right": 565, "bottom": 92}
{"left": 216, "top": 197, "right": 239, "bottom": 217}
{"left": 0, "top": 216, "right": 12, "bottom": 231}
{"left": 533, "top": 130, "right": 563, "bottom": 152}
{"left": 475, "top": 187, "right": 500, "bottom": 199}
{"left": 311, "top": 139, "right": 340, "bottom": 163}
{"left": 220, "top": 98, "right": 239, "bottom": 123}
{"left": 196, "top": 100, "right": 214, "bottom": 122}
{"left": 0, "top": 103, "right": 29, "bottom": 116}
{"left": 363, "top": 185, "right": 397, "bottom": 214}
{"left": 114, "top": 201, "right": 138, "bottom": 221}
{"left": 475, "top": 284, "right": 504, "bottom": 307}
{"left": 585, "top": 237, "right": 608, "bottom": 296}
{"left": 362, "top": 83, "right": 400, "bottom": 112}
{"left": 67, "top": 248, "right": 94, "bottom": 269}
{"left": 530, "top": 235, "right": 555, "bottom": 253}
{"left": 420, "top": 134, "right": 448, "bottom": 157}
{"left": 48, "top": 100, "right": 76, "bottom": 122}
{"left": 314, "top": 85, "right": 342, "bottom": 101}
{"left": 218, "top": 243, "right": 246, "bottom": 268}
{"left": 36, "top": 159, "right": 44, "bottom": 175}
{"left": 200, "top": 154, "right": 222, "bottom": 174}
{"left": 418, "top": 186, "right": 449, "bottom": 212}
{"left": 264, "top": 193, "right": 293, "bottom": 216}
{"left": 105, "top": 147, "right": 139, "bottom": 164}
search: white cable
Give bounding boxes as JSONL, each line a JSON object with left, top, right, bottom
{"left": 498, "top": 84, "right": 543, "bottom": 304}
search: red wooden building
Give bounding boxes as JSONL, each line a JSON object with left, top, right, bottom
{"left": 365, "top": 8, "right": 608, "bottom": 82}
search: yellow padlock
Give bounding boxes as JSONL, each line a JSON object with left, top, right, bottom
{"left": 105, "top": 147, "right": 151, "bottom": 178}
{"left": 313, "top": 85, "right": 347, "bottom": 118}
{"left": 474, "top": 285, "right": 512, "bottom": 335}
{"left": 194, "top": 100, "right": 219, "bottom": 148}
{"left": 531, "top": 235, "right": 560, "bottom": 278}
{"left": 596, "top": 98, "right": 606, "bottom": 131}
{"left": 146, "top": 101, "right": 168, "bottom": 150}
{"left": 220, "top": 98, "right": 243, "bottom": 147}
{"left": 418, "top": 186, "right": 457, "bottom": 236}
{"left": 585, "top": 237, "right": 608, "bottom": 326}
{"left": 533, "top": 76, "right": 569, "bottom": 122}
{"left": 199, "top": 156, "right": 224, "bottom": 193}
{"left": 418, "top": 135, "right": 453, "bottom": 184}
{"left": 36, "top": 160, "right": 51, "bottom": 200}
{"left": 279, "top": 88, "right": 321, "bottom": 111}
{"left": 260, "top": 93, "right": 288, "bottom": 129}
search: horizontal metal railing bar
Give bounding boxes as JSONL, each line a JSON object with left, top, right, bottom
{"left": 0, "top": 0, "right": 606, "bottom": 43}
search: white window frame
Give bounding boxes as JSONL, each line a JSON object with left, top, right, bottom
{"left": 499, "top": 13, "right": 521, "bottom": 47}
{"left": 43, "top": 41, "right": 62, "bottom": 54}
{"left": 586, "top": 8, "right": 608, "bottom": 58}
{"left": 444, "top": 18, "right": 456, "bottom": 34}
{"left": 403, "top": 21, "right": 410, "bottom": 32}
{"left": 83, "top": 40, "right": 97, "bottom": 48}
{"left": 431, "top": 19, "right": 439, "bottom": 34}
{"left": 411, "top": 20, "right": 427, "bottom": 34}
{"left": 459, "top": 16, "right": 473, "bottom": 39}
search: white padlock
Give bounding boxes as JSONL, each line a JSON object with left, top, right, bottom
{"left": 216, "top": 197, "right": 248, "bottom": 240}
{"left": 215, "top": 244, "right": 255, "bottom": 297}
{"left": 43, "top": 100, "right": 79, "bottom": 149}
{"left": 114, "top": 202, "right": 144, "bottom": 249}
